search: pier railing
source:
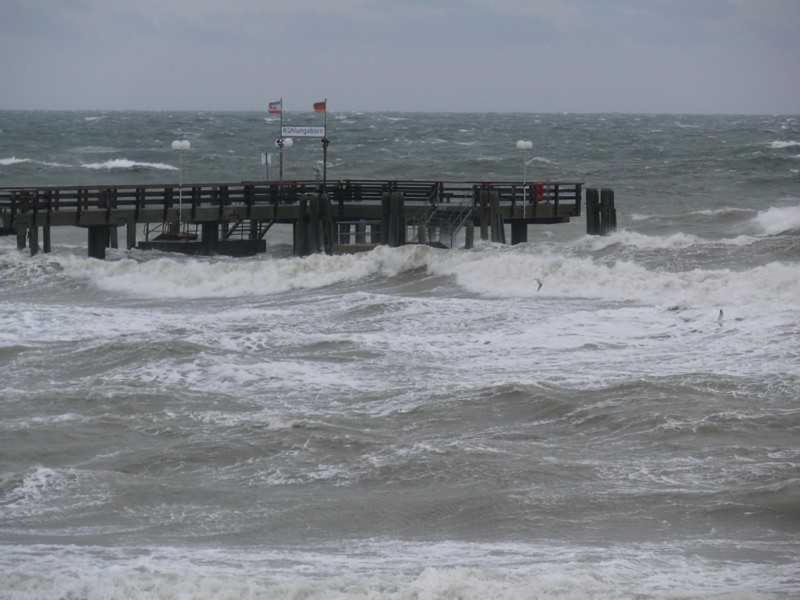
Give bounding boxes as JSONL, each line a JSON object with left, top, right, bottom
{"left": 0, "top": 179, "right": 582, "bottom": 219}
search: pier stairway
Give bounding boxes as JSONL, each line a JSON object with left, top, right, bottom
{"left": 410, "top": 202, "right": 473, "bottom": 249}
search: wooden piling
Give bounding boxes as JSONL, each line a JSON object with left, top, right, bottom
{"left": 294, "top": 198, "right": 309, "bottom": 256}
{"left": 417, "top": 224, "right": 428, "bottom": 244}
{"left": 87, "top": 226, "right": 107, "bottom": 259}
{"left": 600, "top": 188, "right": 616, "bottom": 234}
{"left": 43, "top": 215, "right": 51, "bottom": 253}
{"left": 381, "top": 192, "right": 391, "bottom": 245}
{"left": 308, "top": 195, "right": 321, "bottom": 254}
{"left": 16, "top": 227, "right": 26, "bottom": 250}
{"left": 511, "top": 221, "right": 527, "bottom": 245}
{"left": 586, "top": 188, "right": 599, "bottom": 235}
{"left": 489, "top": 192, "right": 504, "bottom": 243}
{"left": 201, "top": 222, "right": 219, "bottom": 254}
{"left": 387, "top": 192, "right": 404, "bottom": 247}
{"left": 464, "top": 219, "right": 474, "bottom": 249}
{"left": 479, "top": 189, "right": 489, "bottom": 240}
{"left": 29, "top": 226, "right": 39, "bottom": 256}
{"left": 108, "top": 226, "right": 119, "bottom": 249}
{"left": 126, "top": 220, "right": 137, "bottom": 249}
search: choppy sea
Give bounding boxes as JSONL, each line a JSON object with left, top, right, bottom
{"left": 1, "top": 111, "right": 799, "bottom": 599}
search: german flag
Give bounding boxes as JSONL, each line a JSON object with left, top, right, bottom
{"left": 313, "top": 100, "right": 327, "bottom": 113}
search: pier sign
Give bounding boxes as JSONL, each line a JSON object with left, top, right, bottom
{"left": 281, "top": 126, "right": 325, "bottom": 138}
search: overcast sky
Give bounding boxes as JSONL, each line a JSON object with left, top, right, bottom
{"left": 1, "top": 0, "right": 798, "bottom": 113}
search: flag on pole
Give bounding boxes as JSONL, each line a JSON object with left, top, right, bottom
{"left": 268, "top": 100, "right": 282, "bottom": 114}
{"left": 313, "top": 100, "right": 327, "bottom": 113}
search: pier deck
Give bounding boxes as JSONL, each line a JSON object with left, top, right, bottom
{"left": 0, "top": 179, "right": 616, "bottom": 258}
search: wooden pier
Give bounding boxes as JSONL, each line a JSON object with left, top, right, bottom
{"left": 0, "top": 180, "right": 617, "bottom": 258}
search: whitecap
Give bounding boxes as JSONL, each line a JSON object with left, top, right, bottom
{"left": 768, "top": 140, "right": 800, "bottom": 149}
{"left": 80, "top": 159, "right": 178, "bottom": 171}
{"left": 750, "top": 203, "right": 800, "bottom": 235}
{"left": 0, "top": 156, "right": 72, "bottom": 168}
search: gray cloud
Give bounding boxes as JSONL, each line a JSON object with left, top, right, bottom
{"left": 1, "top": 0, "right": 798, "bottom": 113}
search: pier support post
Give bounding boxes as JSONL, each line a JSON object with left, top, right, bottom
{"left": 381, "top": 192, "right": 392, "bottom": 245}
{"left": 126, "top": 220, "right": 137, "bottom": 249}
{"left": 489, "top": 193, "right": 504, "bottom": 243}
{"left": 294, "top": 198, "right": 309, "bottom": 256}
{"left": 464, "top": 219, "right": 474, "bottom": 249}
{"left": 16, "top": 227, "right": 26, "bottom": 250}
{"left": 511, "top": 222, "right": 527, "bottom": 245}
{"left": 29, "top": 226, "right": 39, "bottom": 256}
{"left": 417, "top": 224, "right": 428, "bottom": 244}
{"left": 479, "top": 189, "right": 489, "bottom": 240}
{"left": 308, "top": 195, "right": 321, "bottom": 254}
{"left": 202, "top": 222, "right": 219, "bottom": 254}
{"left": 87, "top": 225, "right": 108, "bottom": 259}
{"left": 600, "top": 188, "right": 616, "bottom": 235}
{"left": 108, "top": 226, "right": 119, "bottom": 249}
{"left": 586, "top": 188, "right": 599, "bottom": 235}
{"left": 387, "top": 192, "right": 404, "bottom": 247}
{"left": 43, "top": 216, "right": 51, "bottom": 253}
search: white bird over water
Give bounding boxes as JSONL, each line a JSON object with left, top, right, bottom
{"left": 535, "top": 278, "right": 543, "bottom": 291}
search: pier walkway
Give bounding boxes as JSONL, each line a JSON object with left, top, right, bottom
{"left": 0, "top": 179, "right": 616, "bottom": 258}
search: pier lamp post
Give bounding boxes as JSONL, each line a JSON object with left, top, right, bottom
{"left": 516, "top": 139, "right": 533, "bottom": 220}
{"left": 171, "top": 140, "right": 191, "bottom": 231}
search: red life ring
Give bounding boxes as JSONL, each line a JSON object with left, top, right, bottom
{"left": 534, "top": 182, "right": 545, "bottom": 202}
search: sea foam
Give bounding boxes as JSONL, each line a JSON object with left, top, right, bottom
{"left": 31, "top": 243, "right": 800, "bottom": 307}
{"left": 54, "top": 245, "right": 432, "bottom": 299}
{"left": 751, "top": 203, "right": 800, "bottom": 235}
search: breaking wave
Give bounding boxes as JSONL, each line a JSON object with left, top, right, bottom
{"left": 751, "top": 203, "right": 800, "bottom": 235}
{"left": 428, "top": 248, "right": 800, "bottom": 305}
{"left": 0, "top": 156, "right": 71, "bottom": 168}
{"left": 50, "top": 245, "right": 432, "bottom": 299}
{"left": 17, "top": 242, "right": 799, "bottom": 307}
{"left": 80, "top": 159, "right": 178, "bottom": 171}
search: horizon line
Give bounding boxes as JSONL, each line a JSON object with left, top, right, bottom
{"left": 0, "top": 107, "right": 798, "bottom": 117}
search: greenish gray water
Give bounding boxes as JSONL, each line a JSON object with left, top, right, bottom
{"left": 1, "top": 112, "right": 799, "bottom": 599}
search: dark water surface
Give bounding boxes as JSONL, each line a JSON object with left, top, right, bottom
{"left": 1, "top": 112, "right": 799, "bottom": 598}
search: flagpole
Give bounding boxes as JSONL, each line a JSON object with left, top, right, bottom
{"left": 279, "top": 97, "right": 284, "bottom": 183}
{"left": 322, "top": 98, "right": 328, "bottom": 189}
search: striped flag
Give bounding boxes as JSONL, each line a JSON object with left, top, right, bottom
{"left": 313, "top": 100, "right": 327, "bottom": 113}
{"left": 268, "top": 100, "right": 282, "bottom": 115}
